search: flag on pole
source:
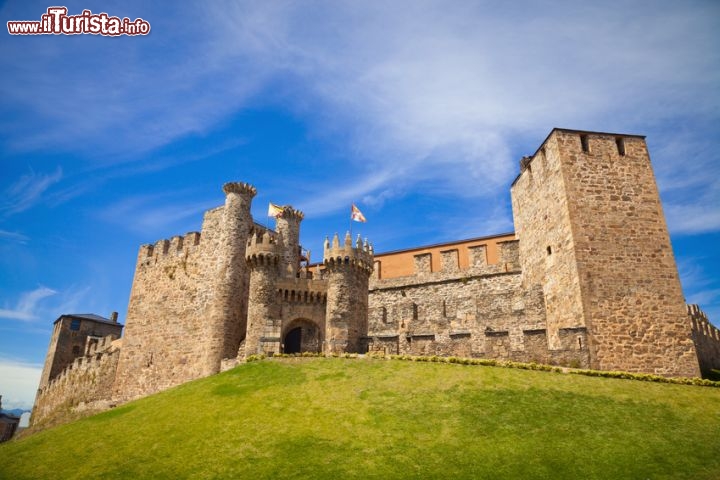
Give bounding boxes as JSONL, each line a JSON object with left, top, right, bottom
{"left": 351, "top": 204, "right": 366, "bottom": 223}
{"left": 268, "top": 203, "right": 284, "bottom": 217}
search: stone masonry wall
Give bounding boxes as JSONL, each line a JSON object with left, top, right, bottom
{"left": 324, "top": 234, "right": 373, "bottom": 354}
{"left": 245, "top": 234, "right": 282, "bottom": 357}
{"left": 33, "top": 336, "right": 121, "bottom": 428}
{"left": 38, "top": 317, "right": 122, "bottom": 390}
{"left": 204, "top": 183, "right": 256, "bottom": 374}
{"left": 511, "top": 138, "right": 586, "bottom": 350}
{"left": 113, "top": 208, "right": 227, "bottom": 402}
{"left": 513, "top": 129, "right": 699, "bottom": 376}
{"left": 689, "top": 304, "right": 720, "bottom": 377}
{"left": 368, "top": 240, "right": 589, "bottom": 367}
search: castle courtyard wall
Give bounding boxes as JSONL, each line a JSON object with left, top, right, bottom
{"left": 367, "top": 241, "right": 589, "bottom": 367}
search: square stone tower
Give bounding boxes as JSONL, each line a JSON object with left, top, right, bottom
{"left": 511, "top": 128, "right": 700, "bottom": 376}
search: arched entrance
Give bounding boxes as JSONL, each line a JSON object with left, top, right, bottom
{"left": 282, "top": 319, "right": 322, "bottom": 354}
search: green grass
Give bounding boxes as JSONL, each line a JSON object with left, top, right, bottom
{"left": 2, "top": 357, "right": 720, "bottom": 479}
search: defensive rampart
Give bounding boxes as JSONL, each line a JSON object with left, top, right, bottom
{"left": 32, "top": 335, "right": 121, "bottom": 428}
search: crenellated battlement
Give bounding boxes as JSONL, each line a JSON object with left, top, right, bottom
{"left": 277, "top": 205, "right": 304, "bottom": 222}
{"left": 41, "top": 335, "right": 120, "bottom": 393}
{"left": 222, "top": 181, "right": 257, "bottom": 198}
{"left": 246, "top": 230, "right": 283, "bottom": 266}
{"left": 323, "top": 232, "right": 374, "bottom": 272}
{"left": 138, "top": 231, "right": 201, "bottom": 261}
{"left": 688, "top": 304, "right": 720, "bottom": 377}
{"left": 276, "top": 278, "right": 328, "bottom": 305}
{"left": 689, "top": 304, "right": 719, "bottom": 340}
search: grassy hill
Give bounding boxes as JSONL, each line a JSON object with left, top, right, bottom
{"left": 2, "top": 357, "right": 720, "bottom": 479}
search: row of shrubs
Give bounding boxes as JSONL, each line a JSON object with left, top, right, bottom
{"left": 246, "top": 351, "right": 720, "bottom": 388}
{"left": 385, "top": 353, "right": 720, "bottom": 387}
{"left": 246, "top": 351, "right": 357, "bottom": 362}
{"left": 566, "top": 368, "right": 720, "bottom": 387}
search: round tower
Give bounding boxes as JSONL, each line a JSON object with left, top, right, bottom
{"left": 275, "top": 206, "right": 304, "bottom": 278}
{"left": 244, "top": 230, "right": 283, "bottom": 356}
{"left": 204, "top": 182, "right": 256, "bottom": 375}
{"left": 323, "top": 232, "right": 374, "bottom": 354}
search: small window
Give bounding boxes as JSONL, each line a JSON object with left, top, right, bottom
{"left": 70, "top": 319, "right": 81, "bottom": 331}
{"left": 580, "top": 135, "right": 589, "bottom": 153}
{"left": 547, "top": 246, "right": 552, "bottom": 255}
{"left": 616, "top": 137, "right": 626, "bottom": 156}
{"left": 72, "top": 345, "right": 81, "bottom": 355}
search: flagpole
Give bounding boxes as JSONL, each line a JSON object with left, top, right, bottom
{"left": 349, "top": 204, "right": 353, "bottom": 240}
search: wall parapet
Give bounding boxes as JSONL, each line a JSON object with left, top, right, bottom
{"left": 139, "top": 231, "right": 201, "bottom": 262}
{"left": 32, "top": 334, "right": 121, "bottom": 427}
{"left": 246, "top": 230, "right": 283, "bottom": 265}
{"left": 369, "top": 266, "right": 521, "bottom": 292}
{"left": 689, "top": 304, "right": 720, "bottom": 377}
{"left": 323, "top": 232, "right": 374, "bottom": 272}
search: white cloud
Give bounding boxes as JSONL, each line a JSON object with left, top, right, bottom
{"left": 202, "top": 1, "right": 720, "bottom": 213}
{"left": 0, "top": 358, "right": 42, "bottom": 411}
{"left": 1, "top": 1, "right": 718, "bottom": 227}
{"left": 0, "top": 286, "right": 57, "bottom": 321}
{"left": 665, "top": 203, "right": 720, "bottom": 235}
{"left": 1, "top": 167, "right": 62, "bottom": 217}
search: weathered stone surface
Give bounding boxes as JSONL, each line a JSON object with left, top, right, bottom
{"left": 690, "top": 304, "right": 720, "bottom": 376}
{"left": 512, "top": 129, "right": 700, "bottom": 376}
{"left": 33, "top": 335, "right": 121, "bottom": 427}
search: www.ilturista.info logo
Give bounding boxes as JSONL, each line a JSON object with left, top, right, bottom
{"left": 7, "top": 7, "right": 150, "bottom": 36}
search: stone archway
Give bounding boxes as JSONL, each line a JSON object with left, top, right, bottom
{"left": 282, "top": 319, "right": 322, "bottom": 354}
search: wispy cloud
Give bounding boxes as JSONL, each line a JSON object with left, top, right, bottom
{"left": 1, "top": 167, "right": 62, "bottom": 217}
{"left": 677, "top": 256, "right": 720, "bottom": 325}
{"left": 0, "top": 229, "right": 29, "bottom": 244}
{"left": 1, "top": 1, "right": 718, "bottom": 231}
{"left": 0, "top": 284, "right": 94, "bottom": 323}
{"left": 202, "top": 1, "right": 720, "bottom": 214}
{"left": 99, "top": 191, "right": 218, "bottom": 236}
{"left": 0, "top": 286, "right": 57, "bottom": 321}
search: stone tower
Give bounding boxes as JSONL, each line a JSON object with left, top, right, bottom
{"left": 275, "top": 207, "right": 304, "bottom": 278}
{"left": 323, "top": 232, "right": 374, "bottom": 353}
{"left": 511, "top": 128, "right": 700, "bottom": 376}
{"left": 204, "top": 182, "right": 256, "bottom": 374}
{"left": 37, "top": 313, "right": 122, "bottom": 390}
{"left": 244, "top": 230, "right": 283, "bottom": 356}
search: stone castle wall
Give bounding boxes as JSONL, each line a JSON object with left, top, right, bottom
{"left": 690, "top": 304, "right": 720, "bottom": 377}
{"left": 324, "top": 234, "right": 374, "bottom": 354}
{"left": 512, "top": 130, "right": 700, "bottom": 376}
{"left": 38, "top": 316, "right": 122, "bottom": 390}
{"left": 112, "top": 208, "right": 227, "bottom": 402}
{"left": 511, "top": 138, "right": 587, "bottom": 350}
{"left": 32, "top": 336, "right": 121, "bottom": 428}
{"left": 367, "top": 240, "right": 590, "bottom": 367}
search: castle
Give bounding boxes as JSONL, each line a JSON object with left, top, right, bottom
{"left": 32, "top": 128, "right": 720, "bottom": 428}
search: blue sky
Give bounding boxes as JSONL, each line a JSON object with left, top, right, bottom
{"left": 1, "top": 1, "right": 719, "bottom": 410}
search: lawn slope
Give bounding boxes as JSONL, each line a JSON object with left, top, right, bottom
{"left": 2, "top": 357, "right": 719, "bottom": 480}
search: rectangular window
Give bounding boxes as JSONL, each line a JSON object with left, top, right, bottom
{"left": 616, "top": 137, "right": 626, "bottom": 156}
{"left": 580, "top": 134, "right": 589, "bottom": 153}
{"left": 70, "top": 318, "right": 81, "bottom": 331}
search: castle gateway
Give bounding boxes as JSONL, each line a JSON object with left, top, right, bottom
{"left": 33, "top": 129, "right": 720, "bottom": 428}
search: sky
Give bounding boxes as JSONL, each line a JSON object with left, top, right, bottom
{"left": 1, "top": 1, "right": 719, "bottom": 411}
